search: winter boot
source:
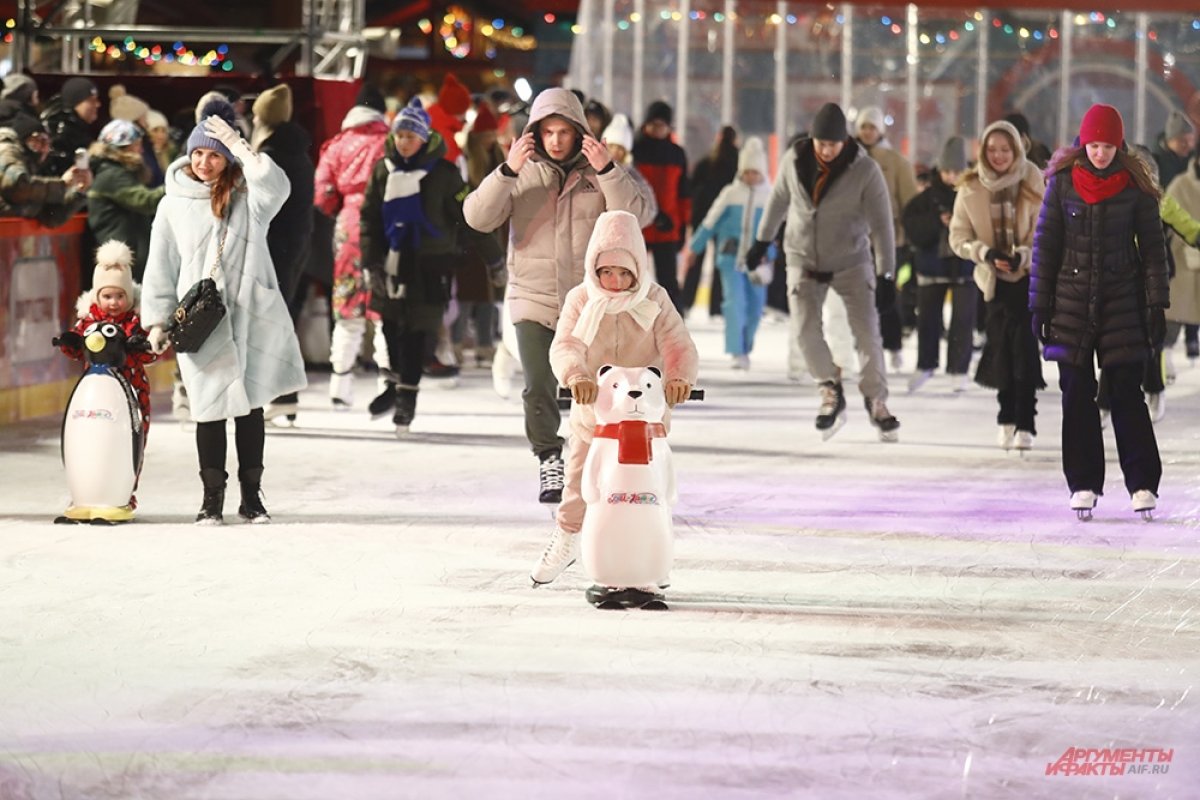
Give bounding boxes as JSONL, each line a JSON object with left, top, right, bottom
{"left": 530, "top": 526, "right": 580, "bottom": 585}
{"left": 237, "top": 467, "right": 270, "bottom": 523}
{"left": 815, "top": 380, "right": 847, "bottom": 440}
{"left": 368, "top": 370, "right": 398, "bottom": 420}
{"left": 196, "top": 468, "right": 227, "bottom": 525}
{"left": 329, "top": 370, "right": 354, "bottom": 409}
{"left": 865, "top": 397, "right": 900, "bottom": 442}
{"left": 393, "top": 384, "right": 418, "bottom": 433}
{"left": 538, "top": 449, "right": 565, "bottom": 504}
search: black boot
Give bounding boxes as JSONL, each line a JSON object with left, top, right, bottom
{"left": 393, "top": 385, "right": 418, "bottom": 430}
{"left": 237, "top": 466, "right": 270, "bottom": 523}
{"left": 368, "top": 370, "right": 398, "bottom": 420}
{"left": 196, "top": 468, "right": 226, "bottom": 525}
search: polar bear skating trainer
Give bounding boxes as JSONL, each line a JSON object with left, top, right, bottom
{"left": 580, "top": 365, "right": 676, "bottom": 597}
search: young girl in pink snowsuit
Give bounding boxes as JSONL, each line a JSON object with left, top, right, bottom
{"left": 530, "top": 209, "right": 699, "bottom": 585}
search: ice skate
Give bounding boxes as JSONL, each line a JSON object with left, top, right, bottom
{"left": 491, "top": 343, "right": 519, "bottom": 399}
{"left": 951, "top": 373, "right": 970, "bottom": 393}
{"left": 171, "top": 373, "right": 191, "bottom": 423}
{"left": 329, "top": 370, "right": 354, "bottom": 410}
{"left": 392, "top": 385, "right": 418, "bottom": 437}
{"left": 907, "top": 368, "right": 933, "bottom": 394}
{"left": 815, "top": 380, "right": 847, "bottom": 440}
{"left": 1099, "top": 409, "right": 1110, "bottom": 430}
{"left": 537, "top": 450, "right": 564, "bottom": 504}
{"left": 864, "top": 397, "right": 900, "bottom": 443}
{"left": 997, "top": 424, "right": 1016, "bottom": 451}
{"left": 1070, "top": 490, "right": 1097, "bottom": 521}
{"left": 1131, "top": 490, "right": 1156, "bottom": 522}
{"left": 531, "top": 526, "right": 580, "bottom": 585}
{"left": 1013, "top": 430, "right": 1034, "bottom": 452}
{"left": 1164, "top": 348, "right": 1177, "bottom": 384}
{"left": 731, "top": 354, "right": 750, "bottom": 370}
{"left": 1146, "top": 392, "right": 1165, "bottom": 423}
{"left": 368, "top": 371, "right": 398, "bottom": 420}
{"left": 888, "top": 350, "right": 904, "bottom": 373}
{"left": 264, "top": 393, "right": 299, "bottom": 427}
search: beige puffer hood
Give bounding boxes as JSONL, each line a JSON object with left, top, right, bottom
{"left": 522, "top": 87, "right": 590, "bottom": 166}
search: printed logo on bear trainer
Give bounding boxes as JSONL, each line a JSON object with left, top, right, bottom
{"left": 607, "top": 492, "right": 659, "bottom": 505}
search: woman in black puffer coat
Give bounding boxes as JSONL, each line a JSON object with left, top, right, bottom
{"left": 1029, "top": 104, "right": 1169, "bottom": 517}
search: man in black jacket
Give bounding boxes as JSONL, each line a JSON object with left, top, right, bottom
{"left": 40, "top": 77, "right": 100, "bottom": 177}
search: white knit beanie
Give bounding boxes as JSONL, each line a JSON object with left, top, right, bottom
{"left": 91, "top": 241, "right": 136, "bottom": 301}
{"left": 856, "top": 105, "right": 887, "bottom": 133}
{"left": 602, "top": 113, "right": 634, "bottom": 152}
{"left": 738, "top": 136, "right": 768, "bottom": 175}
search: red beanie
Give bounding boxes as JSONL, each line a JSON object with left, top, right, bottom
{"left": 1079, "top": 104, "right": 1124, "bottom": 147}
{"left": 472, "top": 102, "right": 498, "bottom": 133}
{"left": 438, "top": 74, "right": 471, "bottom": 116}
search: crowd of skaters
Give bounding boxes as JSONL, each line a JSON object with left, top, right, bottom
{"left": 0, "top": 67, "right": 1196, "bottom": 548}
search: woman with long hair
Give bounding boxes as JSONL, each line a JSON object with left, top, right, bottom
{"left": 949, "top": 120, "right": 1046, "bottom": 451}
{"left": 141, "top": 98, "right": 306, "bottom": 524}
{"left": 1030, "top": 104, "right": 1169, "bottom": 519}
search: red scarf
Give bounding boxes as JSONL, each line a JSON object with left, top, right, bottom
{"left": 593, "top": 421, "right": 667, "bottom": 465}
{"left": 1072, "top": 163, "right": 1130, "bottom": 205}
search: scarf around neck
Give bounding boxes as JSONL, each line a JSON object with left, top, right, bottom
{"left": 571, "top": 268, "right": 661, "bottom": 345}
{"left": 1072, "top": 162, "right": 1131, "bottom": 204}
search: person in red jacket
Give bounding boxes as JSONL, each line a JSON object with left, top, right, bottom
{"left": 633, "top": 101, "right": 690, "bottom": 312}
{"left": 426, "top": 73, "right": 472, "bottom": 169}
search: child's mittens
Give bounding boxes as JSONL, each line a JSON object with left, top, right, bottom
{"left": 665, "top": 379, "right": 691, "bottom": 407}
{"left": 52, "top": 331, "right": 84, "bottom": 351}
{"left": 125, "top": 332, "right": 152, "bottom": 353}
{"left": 147, "top": 325, "right": 171, "bottom": 355}
{"left": 568, "top": 376, "right": 598, "bottom": 405}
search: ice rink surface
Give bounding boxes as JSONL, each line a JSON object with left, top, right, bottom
{"left": 1, "top": 315, "right": 1197, "bottom": 799}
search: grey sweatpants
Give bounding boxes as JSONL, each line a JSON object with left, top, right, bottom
{"left": 787, "top": 262, "right": 888, "bottom": 402}
{"left": 514, "top": 320, "right": 566, "bottom": 457}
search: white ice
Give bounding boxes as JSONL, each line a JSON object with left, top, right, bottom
{"left": 1, "top": 316, "right": 1197, "bottom": 799}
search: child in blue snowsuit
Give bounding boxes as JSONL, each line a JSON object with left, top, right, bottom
{"left": 686, "top": 137, "right": 774, "bottom": 368}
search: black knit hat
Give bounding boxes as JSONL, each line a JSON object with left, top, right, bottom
{"left": 811, "top": 103, "right": 847, "bottom": 141}
{"left": 7, "top": 113, "right": 46, "bottom": 141}
{"left": 355, "top": 83, "right": 386, "bottom": 113}
{"left": 62, "top": 77, "right": 98, "bottom": 109}
{"left": 644, "top": 100, "right": 673, "bottom": 128}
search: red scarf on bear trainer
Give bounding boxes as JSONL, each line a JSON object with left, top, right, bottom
{"left": 593, "top": 421, "right": 667, "bottom": 465}
{"left": 1072, "top": 163, "right": 1130, "bottom": 205}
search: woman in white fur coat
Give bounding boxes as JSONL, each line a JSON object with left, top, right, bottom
{"left": 141, "top": 98, "right": 306, "bottom": 525}
{"left": 529, "top": 209, "right": 699, "bottom": 586}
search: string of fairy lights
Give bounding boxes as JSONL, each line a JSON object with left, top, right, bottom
{"left": 5, "top": 8, "right": 1200, "bottom": 66}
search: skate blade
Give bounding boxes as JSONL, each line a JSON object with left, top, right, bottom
{"left": 1137, "top": 509, "right": 1155, "bottom": 522}
{"left": 240, "top": 515, "right": 272, "bottom": 525}
{"left": 194, "top": 517, "right": 224, "bottom": 527}
{"left": 877, "top": 429, "right": 899, "bottom": 443}
{"left": 1075, "top": 509, "right": 1093, "bottom": 521}
{"left": 54, "top": 515, "right": 83, "bottom": 525}
{"left": 818, "top": 413, "right": 847, "bottom": 441}
{"left": 394, "top": 424, "right": 410, "bottom": 438}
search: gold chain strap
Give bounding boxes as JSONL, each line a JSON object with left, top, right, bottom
{"left": 209, "top": 223, "right": 228, "bottom": 280}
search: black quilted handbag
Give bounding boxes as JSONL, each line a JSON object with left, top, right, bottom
{"left": 166, "top": 225, "right": 228, "bottom": 353}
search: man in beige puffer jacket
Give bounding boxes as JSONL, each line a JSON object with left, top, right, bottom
{"left": 464, "top": 88, "right": 657, "bottom": 505}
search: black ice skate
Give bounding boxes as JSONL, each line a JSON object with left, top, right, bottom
{"left": 237, "top": 467, "right": 270, "bottom": 524}
{"left": 864, "top": 397, "right": 900, "bottom": 443}
{"left": 368, "top": 370, "right": 398, "bottom": 420}
{"left": 815, "top": 380, "right": 847, "bottom": 440}
{"left": 393, "top": 385, "right": 418, "bottom": 436}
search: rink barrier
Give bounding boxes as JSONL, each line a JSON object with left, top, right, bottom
{"left": 0, "top": 214, "right": 174, "bottom": 425}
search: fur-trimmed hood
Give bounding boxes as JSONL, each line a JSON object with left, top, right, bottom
{"left": 75, "top": 283, "right": 141, "bottom": 320}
